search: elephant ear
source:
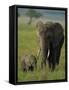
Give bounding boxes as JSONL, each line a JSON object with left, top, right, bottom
{"left": 52, "top": 36, "right": 59, "bottom": 48}
{"left": 51, "top": 23, "right": 64, "bottom": 48}
{"left": 52, "top": 34, "right": 64, "bottom": 48}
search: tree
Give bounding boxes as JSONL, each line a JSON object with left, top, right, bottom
{"left": 26, "top": 9, "right": 42, "bottom": 24}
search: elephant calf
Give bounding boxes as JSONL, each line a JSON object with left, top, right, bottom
{"left": 21, "top": 54, "right": 37, "bottom": 72}
{"left": 36, "top": 21, "right": 64, "bottom": 71}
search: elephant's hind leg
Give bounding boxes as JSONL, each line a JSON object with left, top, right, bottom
{"left": 56, "top": 47, "right": 61, "bottom": 65}
{"left": 41, "top": 56, "right": 46, "bottom": 69}
{"left": 56, "top": 35, "right": 64, "bottom": 65}
{"left": 51, "top": 48, "right": 56, "bottom": 71}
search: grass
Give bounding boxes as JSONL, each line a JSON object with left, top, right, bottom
{"left": 18, "top": 17, "right": 65, "bottom": 82}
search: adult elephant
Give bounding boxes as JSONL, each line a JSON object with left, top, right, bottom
{"left": 36, "top": 21, "right": 64, "bottom": 71}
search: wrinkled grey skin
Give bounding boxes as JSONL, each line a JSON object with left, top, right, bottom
{"left": 36, "top": 21, "right": 64, "bottom": 71}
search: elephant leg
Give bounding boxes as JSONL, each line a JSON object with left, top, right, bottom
{"left": 48, "top": 50, "right": 52, "bottom": 69}
{"left": 43, "top": 59, "right": 46, "bottom": 67}
{"left": 56, "top": 36, "right": 64, "bottom": 65}
{"left": 52, "top": 46, "right": 62, "bottom": 71}
{"left": 51, "top": 36, "right": 64, "bottom": 71}
{"left": 41, "top": 56, "right": 46, "bottom": 69}
{"left": 52, "top": 63, "right": 55, "bottom": 71}
{"left": 41, "top": 48, "right": 48, "bottom": 69}
{"left": 47, "top": 43, "right": 54, "bottom": 70}
{"left": 56, "top": 46, "right": 63, "bottom": 65}
{"left": 51, "top": 48, "right": 56, "bottom": 71}
{"left": 56, "top": 47, "right": 61, "bottom": 65}
{"left": 23, "top": 67, "right": 27, "bottom": 72}
{"left": 41, "top": 56, "right": 44, "bottom": 69}
{"left": 48, "top": 49, "right": 55, "bottom": 71}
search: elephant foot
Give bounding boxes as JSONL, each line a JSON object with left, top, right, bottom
{"left": 56, "top": 60, "right": 59, "bottom": 65}
{"left": 28, "top": 65, "right": 34, "bottom": 71}
{"left": 23, "top": 68, "right": 27, "bottom": 72}
{"left": 49, "top": 64, "right": 51, "bottom": 70}
{"left": 51, "top": 64, "right": 56, "bottom": 72}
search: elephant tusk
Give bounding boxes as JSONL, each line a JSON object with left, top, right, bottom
{"left": 47, "top": 49, "right": 50, "bottom": 59}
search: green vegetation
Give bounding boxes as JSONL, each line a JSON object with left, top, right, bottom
{"left": 18, "top": 17, "right": 65, "bottom": 82}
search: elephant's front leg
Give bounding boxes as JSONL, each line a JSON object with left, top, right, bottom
{"left": 51, "top": 47, "right": 59, "bottom": 71}
{"left": 48, "top": 52, "right": 52, "bottom": 70}
{"left": 41, "top": 49, "right": 48, "bottom": 69}
{"left": 48, "top": 49, "right": 55, "bottom": 71}
{"left": 56, "top": 36, "right": 64, "bottom": 65}
{"left": 37, "top": 48, "right": 41, "bottom": 60}
{"left": 47, "top": 44, "right": 53, "bottom": 70}
{"left": 55, "top": 47, "right": 61, "bottom": 65}
{"left": 41, "top": 57, "right": 46, "bottom": 69}
{"left": 48, "top": 47, "right": 56, "bottom": 71}
{"left": 56, "top": 46, "right": 62, "bottom": 65}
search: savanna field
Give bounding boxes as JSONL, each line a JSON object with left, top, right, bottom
{"left": 18, "top": 17, "right": 65, "bottom": 82}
